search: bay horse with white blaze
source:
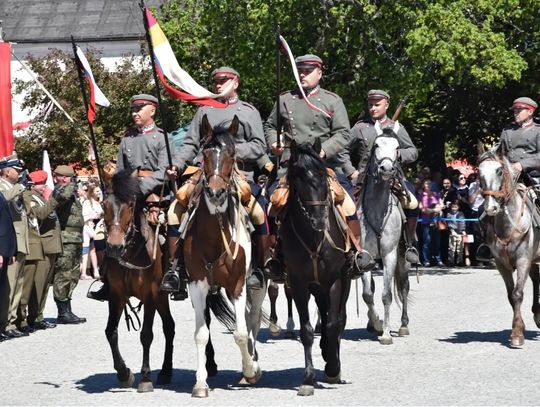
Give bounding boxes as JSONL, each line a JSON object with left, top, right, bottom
{"left": 478, "top": 146, "right": 540, "bottom": 347}
{"left": 279, "top": 139, "right": 351, "bottom": 396}
{"left": 183, "top": 114, "right": 266, "bottom": 397}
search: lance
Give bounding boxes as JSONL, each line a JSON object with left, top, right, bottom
{"left": 392, "top": 96, "right": 409, "bottom": 121}
{"left": 139, "top": 0, "right": 176, "bottom": 192}
{"left": 275, "top": 25, "right": 282, "bottom": 171}
{"left": 70, "top": 36, "right": 105, "bottom": 193}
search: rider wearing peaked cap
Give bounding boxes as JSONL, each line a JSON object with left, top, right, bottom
{"left": 161, "top": 65, "right": 270, "bottom": 298}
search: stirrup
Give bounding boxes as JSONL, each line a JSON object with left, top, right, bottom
{"left": 405, "top": 246, "right": 420, "bottom": 265}
{"left": 351, "top": 250, "right": 376, "bottom": 279}
{"left": 263, "top": 258, "right": 285, "bottom": 284}
{"left": 476, "top": 244, "right": 492, "bottom": 262}
{"left": 171, "top": 280, "right": 188, "bottom": 301}
{"left": 247, "top": 268, "right": 265, "bottom": 290}
{"left": 87, "top": 281, "right": 109, "bottom": 302}
{"left": 160, "top": 259, "right": 181, "bottom": 293}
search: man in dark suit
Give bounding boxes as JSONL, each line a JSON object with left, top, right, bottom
{"left": 0, "top": 191, "right": 17, "bottom": 342}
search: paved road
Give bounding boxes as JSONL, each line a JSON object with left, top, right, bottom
{"left": 2, "top": 265, "right": 540, "bottom": 405}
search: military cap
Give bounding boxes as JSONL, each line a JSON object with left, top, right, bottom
{"left": 130, "top": 94, "right": 158, "bottom": 107}
{"left": 54, "top": 165, "right": 75, "bottom": 177}
{"left": 295, "top": 54, "right": 323, "bottom": 68}
{"left": 29, "top": 170, "right": 48, "bottom": 184}
{"left": 211, "top": 66, "right": 240, "bottom": 80}
{"left": 512, "top": 97, "right": 537, "bottom": 111}
{"left": 367, "top": 89, "right": 390, "bottom": 100}
{"left": 0, "top": 153, "right": 24, "bottom": 171}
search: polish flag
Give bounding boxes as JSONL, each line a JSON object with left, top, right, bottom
{"left": 75, "top": 46, "right": 110, "bottom": 125}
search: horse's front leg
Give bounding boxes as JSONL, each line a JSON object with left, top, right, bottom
{"left": 529, "top": 264, "right": 540, "bottom": 329}
{"left": 291, "top": 283, "right": 316, "bottom": 396}
{"left": 397, "top": 253, "right": 411, "bottom": 336}
{"left": 246, "top": 280, "right": 267, "bottom": 363}
{"left": 361, "top": 271, "right": 383, "bottom": 335}
{"left": 105, "top": 296, "right": 134, "bottom": 388}
{"left": 380, "top": 252, "right": 398, "bottom": 345}
{"left": 190, "top": 281, "right": 211, "bottom": 398}
{"left": 268, "top": 281, "right": 282, "bottom": 337}
{"left": 285, "top": 285, "right": 296, "bottom": 339}
{"left": 155, "top": 293, "right": 175, "bottom": 385}
{"left": 233, "top": 287, "right": 261, "bottom": 384}
{"left": 321, "top": 279, "right": 344, "bottom": 384}
{"left": 204, "top": 303, "right": 218, "bottom": 377}
{"left": 509, "top": 257, "right": 530, "bottom": 347}
{"left": 138, "top": 301, "right": 156, "bottom": 392}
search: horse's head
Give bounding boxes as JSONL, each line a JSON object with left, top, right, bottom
{"left": 287, "top": 139, "right": 329, "bottom": 231}
{"left": 372, "top": 123, "right": 400, "bottom": 181}
{"left": 102, "top": 169, "right": 140, "bottom": 258}
{"left": 201, "top": 114, "right": 237, "bottom": 215}
{"left": 478, "top": 145, "right": 516, "bottom": 216}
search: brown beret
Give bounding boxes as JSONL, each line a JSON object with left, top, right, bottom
{"left": 54, "top": 165, "right": 75, "bottom": 177}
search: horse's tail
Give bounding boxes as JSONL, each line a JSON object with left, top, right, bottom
{"left": 207, "top": 290, "right": 236, "bottom": 331}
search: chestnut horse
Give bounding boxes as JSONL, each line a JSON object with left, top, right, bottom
{"left": 183, "top": 114, "right": 266, "bottom": 397}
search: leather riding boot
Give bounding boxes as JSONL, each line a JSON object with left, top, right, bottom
{"left": 67, "top": 300, "right": 87, "bottom": 323}
{"left": 87, "top": 259, "right": 109, "bottom": 302}
{"left": 161, "top": 236, "right": 181, "bottom": 293}
{"left": 247, "top": 235, "right": 268, "bottom": 290}
{"left": 55, "top": 299, "right": 80, "bottom": 325}
{"left": 347, "top": 218, "right": 376, "bottom": 279}
{"left": 263, "top": 235, "right": 285, "bottom": 283}
{"left": 404, "top": 216, "right": 420, "bottom": 264}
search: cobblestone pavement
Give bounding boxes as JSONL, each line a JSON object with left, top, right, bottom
{"left": 2, "top": 265, "right": 540, "bottom": 405}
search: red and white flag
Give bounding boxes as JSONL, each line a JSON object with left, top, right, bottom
{"left": 145, "top": 9, "right": 232, "bottom": 108}
{"left": 0, "top": 42, "right": 14, "bottom": 158}
{"left": 42, "top": 150, "right": 54, "bottom": 191}
{"left": 278, "top": 35, "right": 332, "bottom": 118}
{"left": 75, "top": 46, "right": 110, "bottom": 125}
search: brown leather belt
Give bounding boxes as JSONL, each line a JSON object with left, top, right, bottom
{"left": 137, "top": 169, "right": 154, "bottom": 177}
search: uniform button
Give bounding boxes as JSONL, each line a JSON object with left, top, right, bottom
{"left": 128, "top": 154, "right": 132, "bottom": 158}
{"left": 310, "top": 127, "right": 314, "bottom": 130}
{"left": 294, "top": 132, "right": 297, "bottom": 135}
{"left": 127, "top": 149, "right": 131, "bottom": 152}
{"left": 143, "top": 160, "right": 147, "bottom": 164}
{"left": 292, "top": 125, "right": 296, "bottom": 128}
{"left": 317, "top": 98, "right": 321, "bottom": 101}
{"left": 237, "top": 107, "right": 241, "bottom": 111}
{"left": 292, "top": 96, "right": 296, "bottom": 99}
{"left": 152, "top": 135, "right": 156, "bottom": 139}
{"left": 289, "top": 111, "right": 293, "bottom": 114}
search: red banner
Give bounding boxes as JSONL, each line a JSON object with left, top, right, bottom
{"left": 0, "top": 43, "right": 13, "bottom": 158}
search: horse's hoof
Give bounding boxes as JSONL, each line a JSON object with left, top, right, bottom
{"left": 156, "top": 373, "right": 171, "bottom": 385}
{"left": 325, "top": 372, "right": 341, "bottom": 384}
{"left": 244, "top": 366, "right": 262, "bottom": 384}
{"left": 119, "top": 370, "right": 135, "bottom": 388}
{"left": 297, "top": 384, "right": 314, "bottom": 396}
{"left": 367, "top": 321, "right": 383, "bottom": 336}
{"left": 398, "top": 326, "right": 410, "bottom": 336}
{"left": 137, "top": 381, "right": 154, "bottom": 393}
{"left": 284, "top": 330, "right": 297, "bottom": 339}
{"left": 269, "top": 322, "right": 282, "bottom": 337}
{"left": 192, "top": 386, "right": 209, "bottom": 398}
{"left": 379, "top": 336, "right": 393, "bottom": 345}
{"left": 206, "top": 362, "right": 218, "bottom": 377}
{"left": 510, "top": 335, "right": 524, "bottom": 348}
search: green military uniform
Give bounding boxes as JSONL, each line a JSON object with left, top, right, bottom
{"left": 19, "top": 184, "right": 61, "bottom": 328}
{"left": 264, "top": 87, "right": 352, "bottom": 175}
{"left": 341, "top": 117, "right": 418, "bottom": 178}
{"left": 500, "top": 123, "right": 540, "bottom": 183}
{"left": 0, "top": 156, "right": 29, "bottom": 335}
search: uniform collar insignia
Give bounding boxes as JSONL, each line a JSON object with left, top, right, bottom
{"left": 139, "top": 123, "right": 156, "bottom": 134}
{"left": 521, "top": 120, "right": 534, "bottom": 128}
{"left": 227, "top": 97, "right": 239, "bottom": 105}
{"left": 306, "top": 86, "right": 320, "bottom": 97}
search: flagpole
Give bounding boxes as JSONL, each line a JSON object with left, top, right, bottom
{"left": 70, "top": 36, "right": 105, "bottom": 193}
{"left": 139, "top": 0, "right": 173, "bottom": 171}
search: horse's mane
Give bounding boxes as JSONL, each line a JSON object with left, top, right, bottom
{"left": 111, "top": 169, "right": 141, "bottom": 203}
{"left": 287, "top": 143, "right": 327, "bottom": 186}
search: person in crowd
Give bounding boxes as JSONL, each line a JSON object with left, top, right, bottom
{"left": 17, "top": 170, "right": 59, "bottom": 333}
{"left": 80, "top": 183, "right": 103, "bottom": 280}
{"left": 52, "top": 165, "right": 86, "bottom": 324}
{"left": 446, "top": 199, "right": 466, "bottom": 267}
{"left": 88, "top": 94, "right": 171, "bottom": 302}
{"left": 467, "top": 172, "right": 485, "bottom": 266}
{"left": 343, "top": 89, "right": 420, "bottom": 265}
{"left": 477, "top": 96, "right": 540, "bottom": 261}
{"left": 264, "top": 54, "right": 375, "bottom": 281}
{"left": 439, "top": 177, "right": 458, "bottom": 263}
{"left": 0, "top": 154, "right": 30, "bottom": 339}
{"left": 161, "top": 66, "right": 270, "bottom": 296}
{"left": 0, "top": 191, "right": 17, "bottom": 342}
{"left": 418, "top": 179, "right": 444, "bottom": 267}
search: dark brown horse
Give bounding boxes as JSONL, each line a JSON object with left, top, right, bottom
{"left": 101, "top": 170, "right": 175, "bottom": 392}
{"left": 183, "top": 114, "right": 266, "bottom": 397}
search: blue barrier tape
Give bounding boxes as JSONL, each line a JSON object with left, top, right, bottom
{"left": 419, "top": 217, "right": 479, "bottom": 223}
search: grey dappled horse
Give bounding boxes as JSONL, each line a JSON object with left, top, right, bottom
{"left": 358, "top": 124, "right": 411, "bottom": 345}
{"left": 478, "top": 146, "right": 540, "bottom": 347}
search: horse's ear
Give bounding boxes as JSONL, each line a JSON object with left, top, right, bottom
{"left": 313, "top": 138, "right": 322, "bottom": 155}
{"left": 200, "top": 114, "right": 213, "bottom": 146}
{"left": 228, "top": 115, "right": 240, "bottom": 136}
{"left": 476, "top": 140, "right": 485, "bottom": 156}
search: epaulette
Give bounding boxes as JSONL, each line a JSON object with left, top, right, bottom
{"left": 353, "top": 118, "right": 372, "bottom": 128}
{"left": 322, "top": 89, "right": 339, "bottom": 99}
{"left": 503, "top": 123, "right": 520, "bottom": 131}
{"left": 241, "top": 101, "right": 256, "bottom": 110}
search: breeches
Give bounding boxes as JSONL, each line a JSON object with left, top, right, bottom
{"left": 53, "top": 244, "right": 82, "bottom": 301}
{"left": 0, "top": 253, "right": 26, "bottom": 331}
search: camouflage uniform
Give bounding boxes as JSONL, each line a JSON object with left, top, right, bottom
{"left": 52, "top": 183, "right": 84, "bottom": 302}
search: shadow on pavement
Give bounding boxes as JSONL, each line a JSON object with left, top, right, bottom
{"left": 74, "top": 366, "right": 343, "bottom": 394}
{"left": 438, "top": 329, "right": 540, "bottom": 347}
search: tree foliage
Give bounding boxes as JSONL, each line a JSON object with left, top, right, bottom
{"left": 14, "top": 0, "right": 540, "bottom": 173}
